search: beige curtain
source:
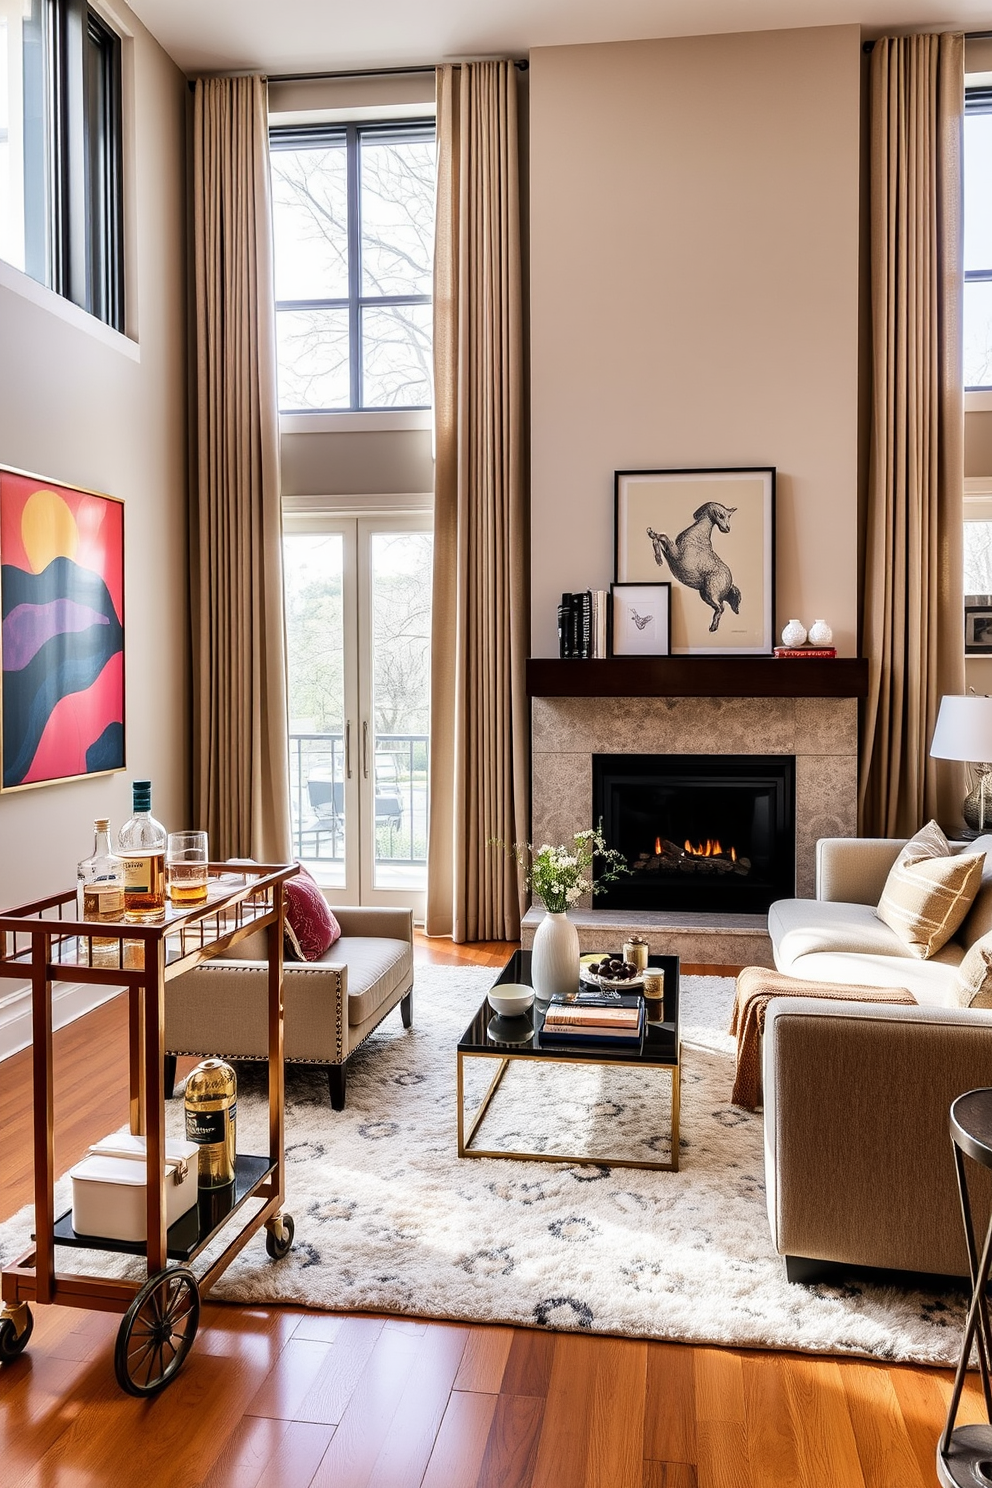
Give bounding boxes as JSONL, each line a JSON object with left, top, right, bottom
{"left": 860, "top": 34, "right": 966, "bottom": 836}
{"left": 427, "top": 61, "right": 529, "bottom": 941}
{"left": 191, "top": 76, "right": 292, "bottom": 862}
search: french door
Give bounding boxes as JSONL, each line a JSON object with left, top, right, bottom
{"left": 283, "top": 513, "right": 432, "bottom": 915}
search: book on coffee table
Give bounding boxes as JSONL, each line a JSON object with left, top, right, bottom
{"left": 540, "top": 1001, "right": 645, "bottom": 1049}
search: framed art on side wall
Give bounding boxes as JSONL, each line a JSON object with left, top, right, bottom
{"left": 609, "top": 582, "right": 671, "bottom": 657}
{"left": 615, "top": 467, "right": 775, "bottom": 655}
{"left": 0, "top": 465, "right": 125, "bottom": 791}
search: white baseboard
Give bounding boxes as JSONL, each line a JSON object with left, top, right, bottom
{"left": 0, "top": 978, "right": 124, "bottom": 1062}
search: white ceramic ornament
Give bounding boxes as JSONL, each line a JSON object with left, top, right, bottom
{"left": 781, "top": 619, "right": 807, "bottom": 648}
{"left": 808, "top": 619, "right": 833, "bottom": 646}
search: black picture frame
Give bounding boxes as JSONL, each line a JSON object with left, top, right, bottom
{"left": 608, "top": 582, "right": 672, "bottom": 657}
{"left": 966, "top": 603, "right": 992, "bottom": 655}
{"left": 614, "top": 466, "right": 776, "bottom": 655}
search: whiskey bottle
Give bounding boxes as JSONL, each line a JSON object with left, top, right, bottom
{"left": 76, "top": 819, "right": 125, "bottom": 945}
{"left": 184, "top": 1058, "right": 237, "bottom": 1187}
{"left": 118, "top": 779, "right": 167, "bottom": 921}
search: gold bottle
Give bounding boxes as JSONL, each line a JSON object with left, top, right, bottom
{"left": 184, "top": 1058, "right": 237, "bottom": 1187}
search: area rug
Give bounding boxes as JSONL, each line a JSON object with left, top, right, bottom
{"left": 0, "top": 967, "right": 968, "bottom": 1364}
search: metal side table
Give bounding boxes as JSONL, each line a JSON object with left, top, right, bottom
{"left": 939, "top": 1089, "right": 992, "bottom": 1486}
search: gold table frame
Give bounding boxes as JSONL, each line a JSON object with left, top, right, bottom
{"left": 456, "top": 950, "right": 682, "bottom": 1172}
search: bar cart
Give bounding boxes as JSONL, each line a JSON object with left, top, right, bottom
{"left": 0, "top": 862, "right": 297, "bottom": 1395}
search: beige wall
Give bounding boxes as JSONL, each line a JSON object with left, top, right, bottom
{"left": 0, "top": 5, "right": 188, "bottom": 909}
{"left": 529, "top": 25, "right": 862, "bottom": 657}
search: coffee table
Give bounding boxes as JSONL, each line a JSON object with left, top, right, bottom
{"left": 456, "top": 949, "right": 681, "bottom": 1171}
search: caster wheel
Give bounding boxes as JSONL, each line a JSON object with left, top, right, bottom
{"left": 0, "top": 1306, "right": 33, "bottom": 1363}
{"left": 114, "top": 1266, "right": 199, "bottom": 1396}
{"left": 265, "top": 1213, "right": 294, "bottom": 1260}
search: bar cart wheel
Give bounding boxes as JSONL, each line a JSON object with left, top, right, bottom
{"left": 114, "top": 1265, "right": 200, "bottom": 1396}
{"left": 265, "top": 1212, "right": 295, "bottom": 1259}
{"left": 0, "top": 1303, "right": 33, "bottom": 1362}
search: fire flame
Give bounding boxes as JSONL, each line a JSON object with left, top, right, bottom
{"left": 683, "top": 839, "right": 736, "bottom": 859}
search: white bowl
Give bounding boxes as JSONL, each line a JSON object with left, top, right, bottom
{"left": 488, "top": 984, "right": 535, "bottom": 1017}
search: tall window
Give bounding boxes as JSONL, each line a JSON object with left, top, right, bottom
{"left": 0, "top": 0, "right": 123, "bottom": 329}
{"left": 270, "top": 121, "right": 436, "bottom": 412}
{"left": 965, "top": 86, "right": 992, "bottom": 390}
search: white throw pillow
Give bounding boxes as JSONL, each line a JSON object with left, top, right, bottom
{"left": 876, "top": 820, "right": 984, "bottom": 959}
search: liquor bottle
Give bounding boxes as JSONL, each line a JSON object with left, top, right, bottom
{"left": 118, "top": 779, "right": 167, "bottom": 921}
{"left": 76, "top": 819, "right": 125, "bottom": 945}
{"left": 184, "top": 1058, "right": 237, "bottom": 1188}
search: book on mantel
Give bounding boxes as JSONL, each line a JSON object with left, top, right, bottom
{"left": 772, "top": 646, "right": 837, "bottom": 658}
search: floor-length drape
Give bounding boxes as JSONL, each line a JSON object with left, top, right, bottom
{"left": 427, "top": 61, "right": 529, "bottom": 941}
{"left": 191, "top": 76, "right": 292, "bottom": 862}
{"left": 860, "top": 34, "right": 966, "bottom": 836}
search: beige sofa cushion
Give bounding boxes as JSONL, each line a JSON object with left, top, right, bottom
{"left": 875, "top": 821, "right": 983, "bottom": 958}
{"left": 330, "top": 937, "right": 414, "bottom": 1024}
{"left": 957, "top": 834, "right": 992, "bottom": 949}
{"left": 954, "top": 932, "right": 992, "bottom": 1008}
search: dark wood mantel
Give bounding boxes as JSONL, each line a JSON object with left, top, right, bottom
{"left": 526, "top": 657, "right": 869, "bottom": 699}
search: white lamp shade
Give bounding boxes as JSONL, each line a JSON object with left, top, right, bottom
{"left": 930, "top": 695, "right": 992, "bottom": 763}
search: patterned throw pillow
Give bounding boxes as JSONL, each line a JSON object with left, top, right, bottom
{"left": 284, "top": 865, "right": 341, "bottom": 961}
{"left": 955, "top": 932, "right": 992, "bottom": 1008}
{"left": 876, "top": 820, "right": 984, "bottom": 959}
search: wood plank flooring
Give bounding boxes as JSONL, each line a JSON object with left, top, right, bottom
{"left": 0, "top": 934, "right": 982, "bottom": 1487}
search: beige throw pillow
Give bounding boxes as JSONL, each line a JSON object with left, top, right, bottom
{"left": 876, "top": 820, "right": 984, "bottom": 959}
{"left": 955, "top": 933, "right": 992, "bottom": 1008}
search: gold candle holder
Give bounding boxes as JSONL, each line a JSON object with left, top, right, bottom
{"left": 642, "top": 968, "right": 665, "bottom": 1021}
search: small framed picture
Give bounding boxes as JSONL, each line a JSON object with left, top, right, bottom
{"left": 609, "top": 582, "right": 671, "bottom": 657}
{"left": 966, "top": 603, "right": 992, "bottom": 655}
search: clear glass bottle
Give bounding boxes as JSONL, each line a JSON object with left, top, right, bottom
{"left": 118, "top": 779, "right": 167, "bottom": 921}
{"left": 76, "top": 819, "right": 125, "bottom": 943}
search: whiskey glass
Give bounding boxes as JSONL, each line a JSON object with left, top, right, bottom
{"left": 167, "top": 831, "right": 210, "bottom": 906}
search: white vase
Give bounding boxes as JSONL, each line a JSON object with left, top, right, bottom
{"left": 531, "top": 910, "right": 580, "bottom": 1000}
{"left": 781, "top": 618, "right": 807, "bottom": 648}
{"left": 808, "top": 618, "right": 833, "bottom": 646}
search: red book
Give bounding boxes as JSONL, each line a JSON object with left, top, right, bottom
{"left": 773, "top": 647, "right": 837, "bottom": 658}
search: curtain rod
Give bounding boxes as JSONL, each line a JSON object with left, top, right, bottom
{"left": 187, "top": 60, "right": 528, "bottom": 87}
{"left": 863, "top": 30, "right": 992, "bottom": 52}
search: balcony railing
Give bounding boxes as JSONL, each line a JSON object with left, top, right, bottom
{"left": 289, "top": 731, "right": 428, "bottom": 866}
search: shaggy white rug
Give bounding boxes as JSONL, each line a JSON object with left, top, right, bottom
{"left": 0, "top": 966, "right": 969, "bottom": 1363}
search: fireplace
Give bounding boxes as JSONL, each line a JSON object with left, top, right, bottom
{"left": 592, "top": 753, "right": 796, "bottom": 914}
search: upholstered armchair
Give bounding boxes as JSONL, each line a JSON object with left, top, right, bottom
{"left": 163, "top": 905, "right": 414, "bottom": 1109}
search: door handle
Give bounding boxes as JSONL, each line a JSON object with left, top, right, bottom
{"left": 345, "top": 721, "right": 352, "bottom": 779}
{"left": 362, "top": 721, "right": 370, "bottom": 779}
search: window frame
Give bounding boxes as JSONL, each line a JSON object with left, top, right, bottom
{"left": 965, "top": 85, "right": 992, "bottom": 393}
{"left": 269, "top": 118, "right": 435, "bottom": 414}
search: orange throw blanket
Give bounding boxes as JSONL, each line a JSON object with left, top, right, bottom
{"left": 730, "top": 966, "right": 916, "bottom": 1111}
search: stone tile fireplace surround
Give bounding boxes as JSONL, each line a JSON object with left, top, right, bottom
{"left": 523, "top": 692, "right": 859, "bottom": 967}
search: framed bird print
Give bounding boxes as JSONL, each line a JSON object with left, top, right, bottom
{"left": 608, "top": 582, "right": 671, "bottom": 657}
{"left": 614, "top": 467, "right": 775, "bottom": 655}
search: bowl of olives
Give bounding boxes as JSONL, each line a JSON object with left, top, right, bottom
{"left": 581, "top": 955, "right": 644, "bottom": 990}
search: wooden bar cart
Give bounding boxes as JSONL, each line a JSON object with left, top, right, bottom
{"left": 0, "top": 862, "right": 297, "bottom": 1395}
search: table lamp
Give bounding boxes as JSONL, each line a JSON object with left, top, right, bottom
{"left": 930, "top": 694, "right": 992, "bottom": 832}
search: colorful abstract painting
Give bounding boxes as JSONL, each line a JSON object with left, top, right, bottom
{"left": 0, "top": 467, "right": 124, "bottom": 790}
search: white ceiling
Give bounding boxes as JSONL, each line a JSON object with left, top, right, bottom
{"left": 123, "top": 0, "right": 990, "bottom": 76}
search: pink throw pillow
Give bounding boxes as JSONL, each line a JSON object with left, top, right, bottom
{"left": 284, "top": 865, "right": 341, "bottom": 961}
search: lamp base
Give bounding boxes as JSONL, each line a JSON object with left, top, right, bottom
{"left": 962, "top": 767, "right": 992, "bottom": 833}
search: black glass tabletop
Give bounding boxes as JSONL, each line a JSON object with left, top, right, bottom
{"left": 458, "top": 948, "right": 680, "bottom": 1066}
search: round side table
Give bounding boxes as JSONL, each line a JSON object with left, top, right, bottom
{"left": 938, "top": 1089, "right": 992, "bottom": 1487}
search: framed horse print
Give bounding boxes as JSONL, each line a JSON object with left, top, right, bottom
{"left": 614, "top": 467, "right": 775, "bottom": 655}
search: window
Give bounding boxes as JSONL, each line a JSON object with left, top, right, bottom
{"left": 965, "top": 87, "right": 992, "bottom": 390}
{"left": 0, "top": 0, "right": 123, "bottom": 329}
{"left": 270, "top": 121, "right": 436, "bottom": 412}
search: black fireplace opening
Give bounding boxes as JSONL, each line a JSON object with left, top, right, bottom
{"left": 592, "top": 753, "right": 796, "bottom": 914}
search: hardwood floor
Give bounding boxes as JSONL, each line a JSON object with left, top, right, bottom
{"left": 0, "top": 935, "right": 980, "bottom": 1487}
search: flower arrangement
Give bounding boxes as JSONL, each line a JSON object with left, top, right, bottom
{"left": 497, "top": 826, "right": 628, "bottom": 915}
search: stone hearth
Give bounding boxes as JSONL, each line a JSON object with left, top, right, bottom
{"left": 525, "top": 695, "right": 859, "bottom": 966}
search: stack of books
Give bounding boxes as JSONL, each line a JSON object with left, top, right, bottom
{"left": 558, "top": 591, "right": 609, "bottom": 658}
{"left": 540, "top": 993, "right": 644, "bottom": 1048}
{"left": 772, "top": 645, "right": 837, "bottom": 659}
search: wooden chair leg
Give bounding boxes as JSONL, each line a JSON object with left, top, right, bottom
{"left": 328, "top": 1063, "right": 346, "bottom": 1111}
{"left": 164, "top": 1053, "right": 178, "bottom": 1098}
{"left": 401, "top": 988, "right": 413, "bottom": 1028}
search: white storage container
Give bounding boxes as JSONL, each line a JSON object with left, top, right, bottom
{"left": 70, "top": 1133, "right": 200, "bottom": 1242}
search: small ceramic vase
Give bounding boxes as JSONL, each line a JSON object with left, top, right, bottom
{"left": 808, "top": 619, "right": 833, "bottom": 647}
{"left": 780, "top": 618, "right": 807, "bottom": 648}
{"left": 531, "top": 910, "right": 580, "bottom": 1000}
